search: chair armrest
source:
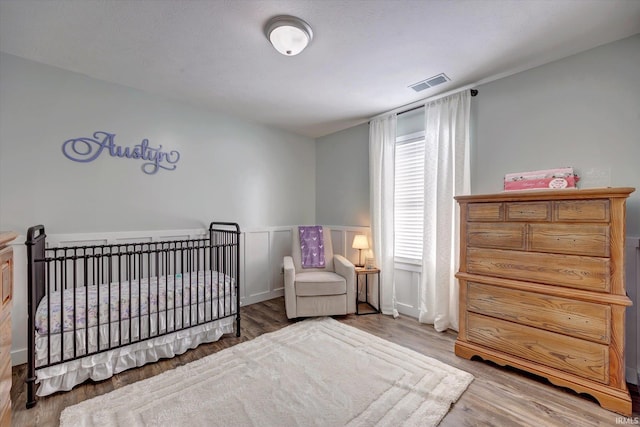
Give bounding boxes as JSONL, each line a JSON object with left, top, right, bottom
{"left": 283, "top": 256, "right": 297, "bottom": 318}
{"left": 334, "top": 254, "right": 356, "bottom": 314}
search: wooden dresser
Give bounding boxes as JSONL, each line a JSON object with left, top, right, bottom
{"left": 454, "top": 188, "right": 635, "bottom": 415}
{"left": 0, "top": 232, "right": 16, "bottom": 427}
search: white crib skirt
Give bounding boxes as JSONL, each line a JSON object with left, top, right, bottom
{"left": 35, "top": 311, "right": 235, "bottom": 396}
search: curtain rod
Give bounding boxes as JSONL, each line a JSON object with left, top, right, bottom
{"left": 397, "top": 89, "right": 477, "bottom": 117}
{"left": 369, "top": 84, "right": 479, "bottom": 122}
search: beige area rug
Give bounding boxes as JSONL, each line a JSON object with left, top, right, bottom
{"left": 60, "top": 317, "right": 473, "bottom": 427}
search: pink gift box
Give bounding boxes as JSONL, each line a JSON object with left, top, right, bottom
{"left": 504, "top": 168, "right": 579, "bottom": 191}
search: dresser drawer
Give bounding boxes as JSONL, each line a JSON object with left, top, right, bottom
{"left": 506, "top": 202, "right": 551, "bottom": 221}
{"left": 467, "top": 203, "right": 504, "bottom": 222}
{"left": 467, "top": 223, "right": 526, "bottom": 250}
{"left": 467, "top": 312, "right": 608, "bottom": 383}
{"left": 467, "top": 248, "right": 610, "bottom": 292}
{"left": 467, "top": 282, "right": 610, "bottom": 343}
{"left": 553, "top": 199, "right": 610, "bottom": 222}
{"left": 528, "top": 223, "right": 610, "bottom": 257}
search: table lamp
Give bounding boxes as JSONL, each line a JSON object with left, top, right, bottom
{"left": 352, "top": 235, "right": 369, "bottom": 267}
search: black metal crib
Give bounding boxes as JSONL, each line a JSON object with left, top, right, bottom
{"left": 25, "top": 222, "right": 240, "bottom": 408}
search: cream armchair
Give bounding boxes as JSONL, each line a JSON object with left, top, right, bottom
{"left": 283, "top": 227, "right": 356, "bottom": 319}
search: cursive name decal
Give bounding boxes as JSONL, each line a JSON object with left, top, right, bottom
{"left": 62, "top": 131, "right": 180, "bottom": 174}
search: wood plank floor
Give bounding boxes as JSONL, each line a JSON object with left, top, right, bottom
{"left": 11, "top": 297, "right": 640, "bottom": 426}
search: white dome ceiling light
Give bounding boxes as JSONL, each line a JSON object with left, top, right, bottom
{"left": 265, "top": 15, "right": 313, "bottom": 56}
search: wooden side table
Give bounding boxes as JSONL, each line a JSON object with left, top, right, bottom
{"left": 355, "top": 267, "right": 380, "bottom": 315}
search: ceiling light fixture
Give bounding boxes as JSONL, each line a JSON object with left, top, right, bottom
{"left": 264, "top": 15, "right": 313, "bottom": 56}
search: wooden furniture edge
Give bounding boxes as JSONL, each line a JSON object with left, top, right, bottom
{"left": 454, "top": 187, "right": 635, "bottom": 202}
{"left": 0, "top": 231, "right": 14, "bottom": 424}
{"left": 0, "top": 232, "right": 18, "bottom": 248}
{"left": 455, "top": 273, "right": 633, "bottom": 307}
{"left": 456, "top": 273, "right": 632, "bottom": 307}
{"left": 454, "top": 340, "right": 632, "bottom": 416}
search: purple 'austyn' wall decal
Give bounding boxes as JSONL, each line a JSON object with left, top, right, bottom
{"left": 62, "top": 131, "right": 180, "bottom": 175}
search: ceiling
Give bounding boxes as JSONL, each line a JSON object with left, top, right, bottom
{"left": 1, "top": 0, "right": 639, "bottom": 139}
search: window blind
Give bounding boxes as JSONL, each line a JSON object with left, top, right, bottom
{"left": 394, "top": 136, "right": 425, "bottom": 261}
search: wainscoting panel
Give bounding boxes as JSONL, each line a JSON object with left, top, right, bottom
{"left": 10, "top": 243, "right": 28, "bottom": 366}
{"left": 243, "top": 231, "right": 271, "bottom": 302}
{"left": 625, "top": 236, "right": 640, "bottom": 384}
{"left": 270, "top": 229, "right": 292, "bottom": 293}
{"left": 394, "top": 264, "right": 421, "bottom": 319}
{"left": 241, "top": 227, "right": 294, "bottom": 306}
{"left": 330, "top": 229, "right": 344, "bottom": 259}
{"left": 327, "top": 226, "right": 371, "bottom": 267}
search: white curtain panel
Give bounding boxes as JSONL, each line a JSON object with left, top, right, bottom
{"left": 418, "top": 91, "right": 471, "bottom": 332}
{"left": 369, "top": 115, "right": 399, "bottom": 317}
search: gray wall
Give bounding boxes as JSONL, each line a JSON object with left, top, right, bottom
{"left": 315, "top": 35, "right": 640, "bottom": 234}
{"left": 316, "top": 123, "right": 370, "bottom": 227}
{"left": 0, "top": 53, "right": 316, "bottom": 234}
{"left": 473, "top": 34, "right": 640, "bottom": 236}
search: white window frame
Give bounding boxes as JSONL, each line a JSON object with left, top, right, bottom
{"left": 394, "top": 130, "right": 425, "bottom": 266}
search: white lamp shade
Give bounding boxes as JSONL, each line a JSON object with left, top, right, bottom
{"left": 265, "top": 15, "right": 313, "bottom": 56}
{"left": 352, "top": 235, "right": 369, "bottom": 250}
{"left": 269, "top": 25, "right": 309, "bottom": 56}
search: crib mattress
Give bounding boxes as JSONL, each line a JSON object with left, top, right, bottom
{"left": 35, "top": 270, "right": 234, "bottom": 335}
{"left": 36, "top": 299, "right": 236, "bottom": 367}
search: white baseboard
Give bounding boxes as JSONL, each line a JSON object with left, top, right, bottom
{"left": 626, "top": 367, "right": 638, "bottom": 385}
{"left": 11, "top": 349, "right": 27, "bottom": 367}
{"left": 241, "top": 289, "right": 284, "bottom": 307}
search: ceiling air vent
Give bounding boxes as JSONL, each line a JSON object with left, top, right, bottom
{"left": 409, "top": 73, "right": 450, "bottom": 92}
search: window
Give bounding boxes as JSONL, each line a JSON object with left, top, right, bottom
{"left": 394, "top": 131, "right": 425, "bottom": 262}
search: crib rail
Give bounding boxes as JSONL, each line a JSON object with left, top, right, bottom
{"left": 25, "top": 222, "right": 240, "bottom": 408}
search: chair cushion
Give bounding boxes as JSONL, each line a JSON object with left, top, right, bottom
{"left": 295, "top": 271, "right": 346, "bottom": 296}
